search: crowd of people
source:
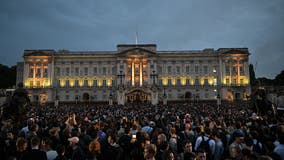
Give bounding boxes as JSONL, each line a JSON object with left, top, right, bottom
{"left": 1, "top": 99, "right": 284, "bottom": 160}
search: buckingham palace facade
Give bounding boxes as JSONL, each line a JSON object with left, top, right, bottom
{"left": 17, "top": 44, "right": 251, "bottom": 105}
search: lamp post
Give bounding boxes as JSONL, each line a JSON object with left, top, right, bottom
{"left": 163, "top": 87, "right": 167, "bottom": 105}
{"left": 116, "top": 70, "right": 125, "bottom": 105}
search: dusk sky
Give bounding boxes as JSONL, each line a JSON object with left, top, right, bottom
{"left": 0, "top": 0, "right": 283, "bottom": 78}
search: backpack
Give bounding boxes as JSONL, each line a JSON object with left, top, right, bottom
{"left": 253, "top": 140, "right": 264, "bottom": 155}
{"left": 197, "top": 136, "right": 212, "bottom": 158}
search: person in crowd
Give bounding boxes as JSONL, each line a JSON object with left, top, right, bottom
{"left": 42, "top": 137, "right": 58, "bottom": 160}
{"left": 179, "top": 140, "right": 194, "bottom": 160}
{"left": 273, "top": 124, "right": 284, "bottom": 159}
{"left": 68, "top": 136, "right": 85, "bottom": 160}
{"left": 15, "top": 137, "right": 28, "bottom": 160}
{"left": 54, "top": 144, "right": 68, "bottom": 160}
{"left": 144, "top": 143, "right": 157, "bottom": 160}
{"left": 196, "top": 149, "right": 206, "bottom": 160}
{"left": 194, "top": 127, "right": 215, "bottom": 159}
{"left": 212, "top": 130, "right": 224, "bottom": 160}
{"left": 229, "top": 131, "right": 246, "bottom": 160}
{"left": 1, "top": 100, "right": 284, "bottom": 159}
{"left": 23, "top": 136, "right": 47, "bottom": 160}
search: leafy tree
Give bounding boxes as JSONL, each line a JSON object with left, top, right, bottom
{"left": 249, "top": 64, "right": 257, "bottom": 86}
{"left": 274, "top": 70, "right": 284, "bottom": 86}
{"left": 0, "top": 64, "right": 16, "bottom": 88}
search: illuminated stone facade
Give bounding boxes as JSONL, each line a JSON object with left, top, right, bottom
{"left": 18, "top": 44, "right": 251, "bottom": 104}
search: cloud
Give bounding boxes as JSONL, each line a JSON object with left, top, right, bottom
{"left": 0, "top": 0, "right": 283, "bottom": 78}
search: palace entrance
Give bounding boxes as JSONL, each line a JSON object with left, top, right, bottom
{"left": 126, "top": 89, "right": 150, "bottom": 103}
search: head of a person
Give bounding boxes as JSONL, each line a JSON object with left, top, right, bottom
{"left": 89, "top": 139, "right": 101, "bottom": 154}
{"left": 56, "top": 144, "right": 66, "bottom": 157}
{"left": 41, "top": 137, "right": 52, "bottom": 151}
{"left": 162, "top": 149, "right": 175, "bottom": 160}
{"left": 157, "top": 133, "right": 167, "bottom": 145}
{"left": 276, "top": 124, "right": 284, "bottom": 144}
{"left": 184, "top": 152, "right": 197, "bottom": 160}
{"left": 230, "top": 146, "right": 239, "bottom": 158}
{"left": 68, "top": 136, "right": 79, "bottom": 148}
{"left": 30, "top": 136, "right": 41, "bottom": 148}
{"left": 144, "top": 144, "right": 157, "bottom": 159}
{"left": 16, "top": 137, "right": 28, "bottom": 151}
{"left": 234, "top": 131, "right": 244, "bottom": 143}
{"left": 196, "top": 149, "right": 206, "bottom": 160}
{"left": 183, "top": 140, "right": 193, "bottom": 153}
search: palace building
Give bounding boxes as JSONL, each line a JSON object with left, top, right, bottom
{"left": 17, "top": 44, "right": 251, "bottom": 105}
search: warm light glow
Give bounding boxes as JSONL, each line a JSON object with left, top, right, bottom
{"left": 70, "top": 80, "right": 74, "bottom": 87}
{"left": 181, "top": 77, "right": 186, "bottom": 85}
{"left": 60, "top": 80, "right": 65, "bottom": 87}
{"left": 88, "top": 79, "right": 93, "bottom": 87}
{"left": 107, "top": 79, "right": 112, "bottom": 86}
{"left": 200, "top": 78, "right": 204, "bottom": 85}
{"left": 132, "top": 62, "right": 134, "bottom": 86}
{"left": 43, "top": 79, "right": 50, "bottom": 87}
{"left": 208, "top": 78, "right": 213, "bottom": 85}
{"left": 162, "top": 77, "right": 168, "bottom": 86}
{"left": 213, "top": 78, "right": 217, "bottom": 85}
{"left": 79, "top": 80, "right": 83, "bottom": 87}
{"left": 240, "top": 76, "right": 249, "bottom": 85}
{"left": 190, "top": 79, "right": 194, "bottom": 85}
{"left": 140, "top": 62, "right": 142, "bottom": 86}
{"left": 98, "top": 79, "right": 102, "bottom": 86}
{"left": 172, "top": 78, "right": 176, "bottom": 86}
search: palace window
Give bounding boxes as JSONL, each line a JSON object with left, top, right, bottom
{"left": 75, "top": 68, "right": 79, "bottom": 76}
{"left": 204, "top": 79, "right": 209, "bottom": 85}
{"left": 225, "top": 78, "right": 229, "bottom": 85}
{"left": 167, "top": 66, "right": 172, "bottom": 74}
{"left": 186, "top": 79, "right": 190, "bottom": 85}
{"left": 29, "top": 68, "right": 34, "bottom": 78}
{"left": 93, "top": 80, "right": 97, "bottom": 86}
{"left": 232, "top": 66, "right": 237, "bottom": 75}
{"left": 75, "top": 80, "right": 79, "bottom": 87}
{"left": 66, "top": 68, "right": 70, "bottom": 76}
{"left": 112, "top": 67, "right": 116, "bottom": 75}
{"left": 93, "top": 67, "right": 97, "bottom": 75}
{"left": 240, "top": 66, "right": 244, "bottom": 76}
{"left": 36, "top": 81, "right": 40, "bottom": 88}
{"left": 225, "top": 66, "right": 230, "bottom": 75}
{"left": 66, "top": 80, "right": 70, "bottom": 87}
{"left": 186, "top": 66, "right": 190, "bottom": 74}
{"left": 157, "top": 66, "right": 162, "bottom": 74}
{"left": 30, "top": 81, "right": 33, "bottom": 87}
{"left": 102, "top": 79, "right": 107, "bottom": 86}
{"left": 203, "top": 66, "right": 208, "bottom": 74}
{"left": 195, "top": 66, "right": 199, "bottom": 74}
{"left": 57, "top": 80, "right": 60, "bottom": 87}
{"left": 43, "top": 68, "right": 48, "bottom": 78}
{"left": 240, "top": 79, "right": 244, "bottom": 85}
{"left": 84, "top": 67, "right": 88, "bottom": 76}
{"left": 102, "top": 67, "right": 106, "bottom": 75}
{"left": 112, "top": 80, "right": 116, "bottom": 86}
{"left": 83, "top": 80, "right": 88, "bottom": 87}
{"left": 168, "top": 79, "right": 172, "bottom": 86}
{"left": 36, "top": 68, "right": 41, "bottom": 78}
{"left": 176, "top": 79, "right": 181, "bottom": 86}
{"left": 176, "top": 66, "right": 181, "bottom": 74}
{"left": 194, "top": 79, "right": 199, "bottom": 85}
{"left": 233, "top": 79, "right": 237, "bottom": 85}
